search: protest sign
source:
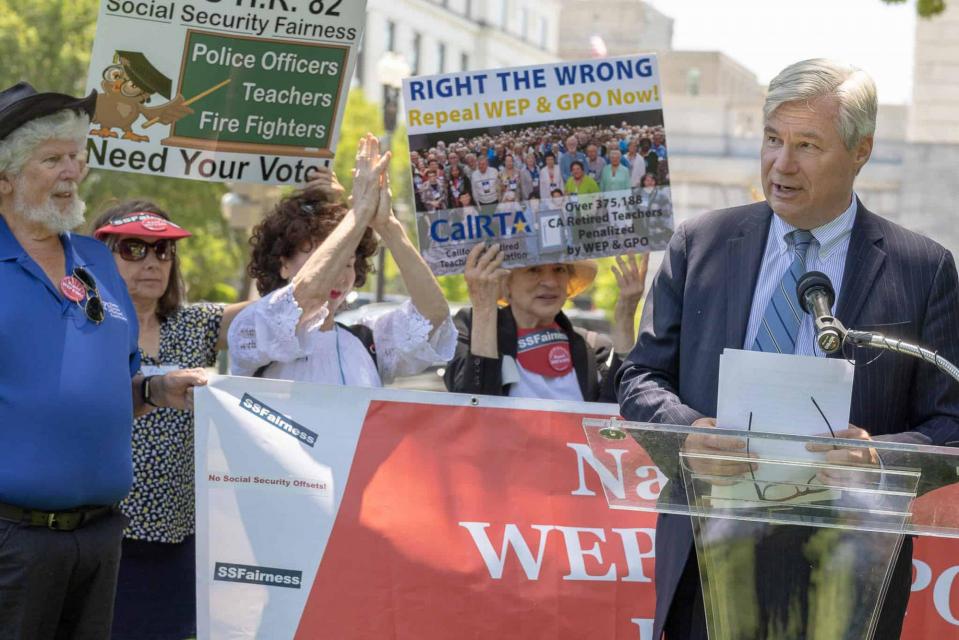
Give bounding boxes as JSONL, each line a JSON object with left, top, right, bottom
{"left": 195, "top": 377, "right": 959, "bottom": 639}
{"left": 403, "top": 55, "right": 675, "bottom": 276}
{"left": 84, "top": 0, "right": 365, "bottom": 185}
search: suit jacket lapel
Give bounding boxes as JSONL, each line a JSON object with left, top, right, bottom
{"left": 726, "top": 204, "right": 773, "bottom": 348}
{"left": 836, "top": 202, "right": 886, "bottom": 329}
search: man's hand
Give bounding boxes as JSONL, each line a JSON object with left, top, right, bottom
{"left": 682, "top": 417, "right": 756, "bottom": 484}
{"left": 464, "top": 243, "right": 509, "bottom": 311}
{"left": 806, "top": 424, "right": 880, "bottom": 484}
{"left": 153, "top": 368, "right": 209, "bottom": 411}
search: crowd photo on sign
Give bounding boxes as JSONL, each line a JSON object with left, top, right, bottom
{"left": 410, "top": 111, "right": 674, "bottom": 275}
{"left": 408, "top": 116, "right": 670, "bottom": 213}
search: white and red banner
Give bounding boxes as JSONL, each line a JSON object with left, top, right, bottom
{"left": 195, "top": 377, "right": 959, "bottom": 639}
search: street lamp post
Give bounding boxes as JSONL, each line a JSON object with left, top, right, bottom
{"left": 375, "top": 52, "right": 410, "bottom": 302}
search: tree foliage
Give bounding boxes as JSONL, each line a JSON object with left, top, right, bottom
{"left": 881, "top": 0, "right": 947, "bottom": 17}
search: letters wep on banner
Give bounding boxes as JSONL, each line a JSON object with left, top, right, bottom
{"left": 194, "top": 378, "right": 959, "bottom": 639}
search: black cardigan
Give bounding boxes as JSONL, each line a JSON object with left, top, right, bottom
{"left": 444, "top": 306, "right": 621, "bottom": 402}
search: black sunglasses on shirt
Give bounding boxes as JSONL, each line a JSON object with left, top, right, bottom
{"left": 72, "top": 266, "right": 104, "bottom": 325}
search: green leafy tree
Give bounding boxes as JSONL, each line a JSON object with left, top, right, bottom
{"left": 882, "top": 0, "right": 947, "bottom": 16}
{"left": 0, "top": 0, "right": 99, "bottom": 95}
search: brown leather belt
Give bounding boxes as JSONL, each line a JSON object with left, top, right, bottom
{"left": 0, "top": 502, "right": 115, "bottom": 531}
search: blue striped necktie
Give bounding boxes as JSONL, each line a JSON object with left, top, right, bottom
{"left": 752, "top": 229, "right": 814, "bottom": 353}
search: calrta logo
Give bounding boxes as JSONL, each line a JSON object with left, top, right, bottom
{"left": 430, "top": 209, "right": 531, "bottom": 243}
{"left": 214, "top": 562, "right": 303, "bottom": 589}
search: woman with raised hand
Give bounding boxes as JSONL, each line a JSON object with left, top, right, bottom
{"left": 444, "top": 244, "right": 647, "bottom": 402}
{"left": 228, "top": 134, "right": 455, "bottom": 385}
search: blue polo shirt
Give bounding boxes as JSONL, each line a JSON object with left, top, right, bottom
{"left": 0, "top": 215, "right": 139, "bottom": 510}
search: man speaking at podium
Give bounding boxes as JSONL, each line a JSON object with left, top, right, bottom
{"left": 617, "top": 59, "right": 959, "bottom": 640}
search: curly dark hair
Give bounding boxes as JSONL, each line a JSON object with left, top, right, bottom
{"left": 90, "top": 200, "right": 186, "bottom": 321}
{"left": 248, "top": 189, "right": 379, "bottom": 296}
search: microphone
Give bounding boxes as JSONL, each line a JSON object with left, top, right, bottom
{"left": 796, "top": 274, "right": 959, "bottom": 386}
{"left": 796, "top": 271, "right": 846, "bottom": 353}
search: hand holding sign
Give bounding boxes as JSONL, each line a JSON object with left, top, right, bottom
{"left": 465, "top": 243, "right": 510, "bottom": 312}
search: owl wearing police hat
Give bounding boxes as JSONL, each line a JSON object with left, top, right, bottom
{"left": 90, "top": 51, "right": 193, "bottom": 142}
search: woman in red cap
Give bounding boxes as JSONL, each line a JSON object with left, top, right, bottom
{"left": 92, "top": 202, "right": 247, "bottom": 640}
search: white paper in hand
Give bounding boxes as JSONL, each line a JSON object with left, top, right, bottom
{"left": 717, "top": 348, "right": 854, "bottom": 438}
{"left": 713, "top": 349, "right": 855, "bottom": 503}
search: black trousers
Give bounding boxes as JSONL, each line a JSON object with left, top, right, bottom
{"left": 112, "top": 536, "right": 196, "bottom": 640}
{"left": 0, "top": 512, "right": 126, "bottom": 640}
{"left": 664, "top": 533, "right": 914, "bottom": 640}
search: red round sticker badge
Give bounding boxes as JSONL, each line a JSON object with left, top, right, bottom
{"left": 141, "top": 218, "right": 168, "bottom": 232}
{"left": 60, "top": 275, "right": 86, "bottom": 302}
{"left": 548, "top": 345, "right": 572, "bottom": 372}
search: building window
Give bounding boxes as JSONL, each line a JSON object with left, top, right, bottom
{"left": 539, "top": 17, "right": 548, "bottom": 48}
{"left": 686, "top": 68, "right": 701, "bottom": 96}
{"left": 521, "top": 8, "right": 529, "bottom": 39}
{"left": 438, "top": 42, "right": 446, "bottom": 73}
{"left": 460, "top": 52, "right": 469, "bottom": 71}
{"left": 500, "top": 0, "right": 509, "bottom": 28}
{"left": 386, "top": 20, "right": 396, "bottom": 52}
{"left": 411, "top": 32, "right": 422, "bottom": 75}
{"left": 464, "top": 0, "right": 471, "bottom": 19}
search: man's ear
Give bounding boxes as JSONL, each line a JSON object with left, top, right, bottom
{"left": 0, "top": 173, "right": 13, "bottom": 196}
{"left": 853, "top": 135, "right": 874, "bottom": 175}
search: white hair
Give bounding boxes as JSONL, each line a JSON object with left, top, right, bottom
{"left": 0, "top": 108, "right": 89, "bottom": 176}
{"left": 764, "top": 58, "right": 877, "bottom": 149}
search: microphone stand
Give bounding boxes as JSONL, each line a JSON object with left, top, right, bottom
{"left": 843, "top": 329, "right": 959, "bottom": 385}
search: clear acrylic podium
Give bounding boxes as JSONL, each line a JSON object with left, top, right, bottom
{"left": 582, "top": 418, "right": 959, "bottom": 640}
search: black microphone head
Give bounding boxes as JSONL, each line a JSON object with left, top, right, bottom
{"left": 796, "top": 271, "right": 835, "bottom": 314}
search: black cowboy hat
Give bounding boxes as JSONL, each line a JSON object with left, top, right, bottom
{"left": 0, "top": 82, "right": 97, "bottom": 142}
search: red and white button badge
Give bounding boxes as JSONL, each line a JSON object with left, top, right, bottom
{"left": 59, "top": 275, "right": 86, "bottom": 302}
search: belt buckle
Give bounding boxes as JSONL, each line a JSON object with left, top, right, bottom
{"left": 47, "top": 512, "right": 60, "bottom": 530}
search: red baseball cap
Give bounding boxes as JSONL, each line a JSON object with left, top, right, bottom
{"left": 94, "top": 212, "right": 192, "bottom": 241}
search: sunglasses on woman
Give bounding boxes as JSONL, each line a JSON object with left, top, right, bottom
{"left": 114, "top": 238, "right": 176, "bottom": 262}
{"left": 73, "top": 266, "right": 104, "bottom": 324}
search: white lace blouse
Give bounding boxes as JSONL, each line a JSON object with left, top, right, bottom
{"left": 228, "top": 284, "right": 457, "bottom": 386}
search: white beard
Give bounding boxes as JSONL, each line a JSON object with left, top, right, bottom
{"left": 14, "top": 178, "right": 86, "bottom": 234}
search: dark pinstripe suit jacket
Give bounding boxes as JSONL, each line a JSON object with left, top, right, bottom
{"left": 616, "top": 198, "right": 959, "bottom": 637}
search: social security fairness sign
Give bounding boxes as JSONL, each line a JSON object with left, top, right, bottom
{"left": 84, "top": 0, "right": 366, "bottom": 185}
{"left": 194, "top": 378, "right": 959, "bottom": 639}
{"left": 403, "top": 54, "right": 675, "bottom": 276}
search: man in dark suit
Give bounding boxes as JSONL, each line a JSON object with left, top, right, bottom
{"left": 617, "top": 58, "right": 959, "bottom": 640}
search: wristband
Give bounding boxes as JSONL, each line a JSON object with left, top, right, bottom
{"left": 142, "top": 375, "right": 160, "bottom": 408}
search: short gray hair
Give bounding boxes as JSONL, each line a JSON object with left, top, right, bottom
{"left": 0, "top": 109, "right": 89, "bottom": 175}
{"left": 764, "top": 59, "right": 877, "bottom": 149}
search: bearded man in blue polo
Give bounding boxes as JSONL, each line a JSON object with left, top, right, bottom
{"left": 0, "top": 82, "right": 207, "bottom": 639}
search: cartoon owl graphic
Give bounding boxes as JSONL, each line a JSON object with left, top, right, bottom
{"left": 90, "top": 51, "right": 193, "bottom": 142}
